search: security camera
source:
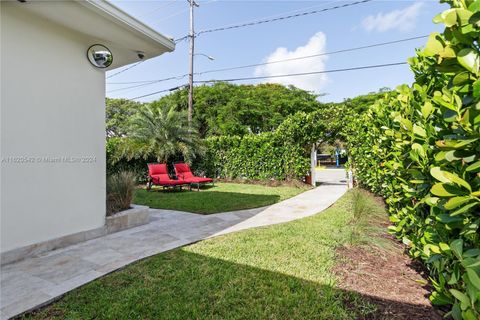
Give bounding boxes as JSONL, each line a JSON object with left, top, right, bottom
{"left": 137, "top": 52, "right": 145, "bottom": 60}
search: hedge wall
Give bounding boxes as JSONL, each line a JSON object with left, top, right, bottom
{"left": 347, "top": 2, "right": 479, "bottom": 318}
{"left": 197, "top": 110, "right": 325, "bottom": 181}
{"left": 197, "top": 134, "right": 308, "bottom": 180}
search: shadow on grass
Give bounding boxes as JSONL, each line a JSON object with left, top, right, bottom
{"left": 148, "top": 184, "right": 216, "bottom": 192}
{"left": 315, "top": 181, "right": 347, "bottom": 187}
{"left": 135, "top": 190, "right": 281, "bottom": 214}
{"left": 22, "top": 250, "right": 440, "bottom": 320}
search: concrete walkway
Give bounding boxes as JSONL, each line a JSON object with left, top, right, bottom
{"left": 0, "top": 169, "right": 346, "bottom": 319}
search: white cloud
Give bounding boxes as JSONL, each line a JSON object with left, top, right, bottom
{"left": 361, "top": 2, "right": 424, "bottom": 32}
{"left": 254, "top": 32, "right": 328, "bottom": 93}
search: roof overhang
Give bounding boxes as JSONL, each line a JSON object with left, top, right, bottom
{"left": 10, "top": 0, "right": 175, "bottom": 69}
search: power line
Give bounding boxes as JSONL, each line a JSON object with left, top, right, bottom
{"left": 109, "top": 79, "right": 164, "bottom": 84}
{"left": 127, "top": 62, "right": 407, "bottom": 100}
{"left": 108, "top": 74, "right": 189, "bottom": 93}
{"left": 106, "top": 61, "right": 144, "bottom": 79}
{"left": 107, "top": 35, "right": 426, "bottom": 92}
{"left": 175, "top": 0, "right": 372, "bottom": 41}
{"left": 198, "top": 0, "right": 372, "bottom": 36}
{"left": 196, "top": 35, "right": 427, "bottom": 75}
{"left": 194, "top": 62, "right": 408, "bottom": 83}
{"left": 175, "top": 0, "right": 340, "bottom": 43}
{"left": 197, "top": 0, "right": 341, "bottom": 36}
{"left": 131, "top": 85, "right": 187, "bottom": 100}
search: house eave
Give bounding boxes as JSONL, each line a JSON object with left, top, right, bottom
{"left": 8, "top": 0, "right": 175, "bottom": 69}
{"left": 82, "top": 0, "right": 175, "bottom": 52}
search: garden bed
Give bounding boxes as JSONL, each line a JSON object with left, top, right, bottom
{"left": 334, "top": 191, "right": 442, "bottom": 319}
{"left": 336, "top": 245, "right": 441, "bottom": 319}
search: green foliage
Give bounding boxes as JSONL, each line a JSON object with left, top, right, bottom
{"left": 318, "top": 90, "right": 395, "bottom": 145}
{"left": 198, "top": 111, "right": 326, "bottom": 181}
{"left": 105, "top": 98, "right": 143, "bottom": 138}
{"left": 153, "top": 82, "right": 323, "bottom": 137}
{"left": 106, "top": 171, "right": 136, "bottom": 216}
{"left": 347, "top": 2, "right": 480, "bottom": 318}
{"left": 116, "top": 103, "right": 204, "bottom": 164}
{"left": 106, "top": 138, "right": 150, "bottom": 182}
{"left": 105, "top": 83, "right": 375, "bottom": 182}
{"left": 201, "top": 133, "right": 308, "bottom": 181}
{"left": 106, "top": 84, "right": 328, "bottom": 181}
{"left": 339, "top": 88, "right": 393, "bottom": 113}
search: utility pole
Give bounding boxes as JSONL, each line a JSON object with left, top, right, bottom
{"left": 188, "top": 0, "right": 198, "bottom": 124}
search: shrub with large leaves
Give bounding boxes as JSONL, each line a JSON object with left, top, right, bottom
{"left": 347, "top": 1, "right": 479, "bottom": 318}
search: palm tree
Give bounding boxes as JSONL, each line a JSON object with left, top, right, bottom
{"left": 119, "top": 104, "right": 203, "bottom": 163}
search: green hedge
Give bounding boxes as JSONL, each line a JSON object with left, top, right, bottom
{"left": 106, "top": 138, "right": 153, "bottom": 183}
{"left": 347, "top": 2, "right": 479, "bottom": 319}
{"left": 197, "top": 111, "right": 325, "bottom": 181}
{"left": 198, "top": 134, "right": 308, "bottom": 180}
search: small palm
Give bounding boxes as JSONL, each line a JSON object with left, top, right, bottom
{"left": 120, "top": 104, "right": 202, "bottom": 163}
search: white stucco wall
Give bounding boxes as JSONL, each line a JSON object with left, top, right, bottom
{"left": 1, "top": 5, "right": 106, "bottom": 253}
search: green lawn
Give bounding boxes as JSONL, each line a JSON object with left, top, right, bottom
{"left": 133, "top": 182, "right": 308, "bottom": 214}
{"left": 25, "top": 190, "right": 387, "bottom": 320}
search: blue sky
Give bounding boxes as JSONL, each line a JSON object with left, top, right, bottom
{"left": 107, "top": 0, "right": 447, "bottom": 102}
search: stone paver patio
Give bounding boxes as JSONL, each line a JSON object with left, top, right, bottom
{"left": 0, "top": 169, "right": 346, "bottom": 319}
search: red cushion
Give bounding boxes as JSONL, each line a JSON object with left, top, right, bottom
{"left": 174, "top": 163, "right": 195, "bottom": 179}
{"left": 150, "top": 175, "right": 188, "bottom": 186}
{"left": 148, "top": 163, "right": 188, "bottom": 186}
{"left": 181, "top": 177, "right": 213, "bottom": 184}
{"left": 148, "top": 163, "right": 168, "bottom": 176}
{"left": 174, "top": 163, "right": 213, "bottom": 184}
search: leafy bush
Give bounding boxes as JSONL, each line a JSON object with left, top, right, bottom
{"left": 106, "top": 171, "right": 136, "bottom": 216}
{"left": 347, "top": 2, "right": 479, "bottom": 318}
{"left": 107, "top": 138, "right": 151, "bottom": 182}
{"left": 106, "top": 98, "right": 143, "bottom": 138}
{"left": 197, "top": 110, "right": 326, "bottom": 181}
{"left": 200, "top": 134, "right": 307, "bottom": 180}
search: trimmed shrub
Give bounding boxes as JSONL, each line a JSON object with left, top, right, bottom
{"left": 347, "top": 2, "right": 480, "bottom": 318}
{"left": 196, "top": 110, "right": 325, "bottom": 181}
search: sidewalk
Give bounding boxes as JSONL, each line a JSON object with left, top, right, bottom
{"left": 0, "top": 169, "right": 347, "bottom": 319}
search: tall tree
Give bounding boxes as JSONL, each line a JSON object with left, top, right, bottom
{"left": 152, "top": 82, "right": 323, "bottom": 137}
{"left": 105, "top": 98, "right": 143, "bottom": 137}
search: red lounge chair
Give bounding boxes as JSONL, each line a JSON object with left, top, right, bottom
{"left": 147, "top": 163, "right": 189, "bottom": 191}
{"left": 174, "top": 163, "right": 213, "bottom": 191}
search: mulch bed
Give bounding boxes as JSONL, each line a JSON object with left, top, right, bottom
{"left": 334, "top": 197, "right": 444, "bottom": 320}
